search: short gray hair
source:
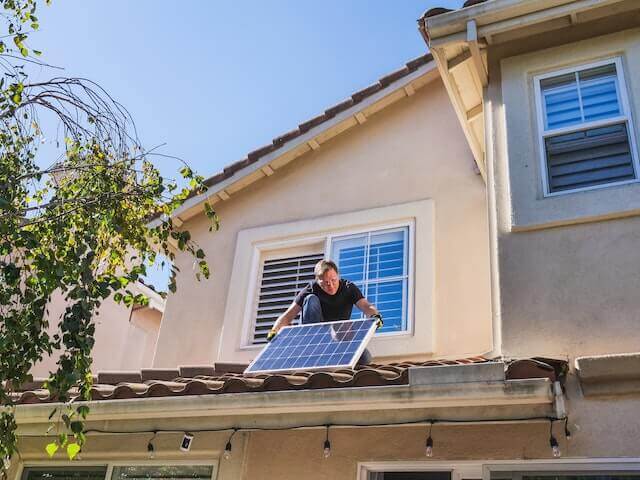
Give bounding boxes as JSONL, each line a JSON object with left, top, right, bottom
{"left": 314, "top": 259, "right": 339, "bottom": 278}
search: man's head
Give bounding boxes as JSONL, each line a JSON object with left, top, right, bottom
{"left": 314, "top": 259, "right": 340, "bottom": 295}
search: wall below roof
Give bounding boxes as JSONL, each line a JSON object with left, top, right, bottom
{"left": 153, "top": 78, "right": 492, "bottom": 367}
{"left": 485, "top": 23, "right": 640, "bottom": 359}
{"left": 31, "top": 291, "right": 162, "bottom": 377}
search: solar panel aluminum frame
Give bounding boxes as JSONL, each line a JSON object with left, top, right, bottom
{"left": 244, "top": 319, "right": 377, "bottom": 375}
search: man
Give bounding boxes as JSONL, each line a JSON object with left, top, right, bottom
{"left": 267, "top": 259, "right": 383, "bottom": 365}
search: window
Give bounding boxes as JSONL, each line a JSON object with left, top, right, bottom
{"left": 535, "top": 58, "right": 639, "bottom": 195}
{"left": 330, "top": 227, "right": 409, "bottom": 334}
{"left": 22, "top": 466, "right": 215, "bottom": 480}
{"left": 249, "top": 224, "right": 412, "bottom": 344}
{"left": 253, "top": 252, "right": 324, "bottom": 344}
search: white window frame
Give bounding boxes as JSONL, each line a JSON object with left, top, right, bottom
{"left": 243, "top": 220, "right": 415, "bottom": 349}
{"left": 358, "top": 459, "right": 640, "bottom": 480}
{"left": 533, "top": 56, "right": 640, "bottom": 197}
{"left": 15, "top": 460, "right": 218, "bottom": 480}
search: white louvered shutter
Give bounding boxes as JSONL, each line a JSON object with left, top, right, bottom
{"left": 253, "top": 252, "right": 324, "bottom": 344}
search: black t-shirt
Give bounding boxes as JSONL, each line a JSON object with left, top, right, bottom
{"left": 294, "top": 279, "right": 364, "bottom": 322}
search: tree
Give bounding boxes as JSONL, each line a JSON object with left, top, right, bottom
{"left": 0, "top": 0, "right": 217, "bottom": 470}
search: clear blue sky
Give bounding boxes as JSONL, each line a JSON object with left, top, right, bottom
{"left": 30, "top": 0, "right": 462, "bottom": 288}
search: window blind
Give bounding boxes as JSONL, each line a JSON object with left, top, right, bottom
{"left": 253, "top": 252, "right": 324, "bottom": 344}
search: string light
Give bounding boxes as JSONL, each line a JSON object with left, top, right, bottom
{"left": 323, "top": 425, "right": 331, "bottom": 459}
{"left": 147, "top": 432, "right": 157, "bottom": 459}
{"left": 81, "top": 415, "right": 572, "bottom": 460}
{"left": 223, "top": 429, "right": 237, "bottom": 460}
{"left": 425, "top": 421, "right": 434, "bottom": 457}
{"left": 549, "top": 420, "right": 561, "bottom": 458}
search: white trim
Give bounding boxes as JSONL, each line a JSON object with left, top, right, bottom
{"left": 242, "top": 220, "right": 415, "bottom": 349}
{"left": 358, "top": 458, "right": 640, "bottom": 480}
{"left": 533, "top": 56, "right": 640, "bottom": 197}
{"left": 217, "top": 199, "right": 435, "bottom": 362}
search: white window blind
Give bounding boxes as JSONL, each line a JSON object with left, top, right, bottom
{"left": 536, "top": 59, "right": 638, "bottom": 194}
{"left": 253, "top": 252, "right": 324, "bottom": 344}
{"left": 331, "top": 227, "right": 409, "bottom": 333}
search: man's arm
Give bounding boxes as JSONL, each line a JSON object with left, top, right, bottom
{"left": 356, "top": 298, "right": 383, "bottom": 329}
{"left": 267, "top": 302, "right": 302, "bottom": 340}
{"left": 356, "top": 298, "right": 379, "bottom": 317}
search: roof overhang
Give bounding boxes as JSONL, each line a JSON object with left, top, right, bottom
{"left": 13, "top": 362, "right": 560, "bottom": 434}
{"left": 418, "top": 0, "right": 637, "bottom": 182}
{"left": 152, "top": 59, "right": 440, "bottom": 227}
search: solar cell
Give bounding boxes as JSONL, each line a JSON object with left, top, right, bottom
{"left": 244, "top": 319, "right": 377, "bottom": 374}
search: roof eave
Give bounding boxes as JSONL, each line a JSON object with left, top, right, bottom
{"left": 14, "top": 378, "right": 555, "bottom": 433}
{"left": 424, "top": 0, "right": 631, "bottom": 47}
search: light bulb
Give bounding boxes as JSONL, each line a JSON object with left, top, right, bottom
{"left": 3, "top": 456, "right": 11, "bottom": 470}
{"left": 425, "top": 436, "right": 433, "bottom": 457}
{"left": 550, "top": 436, "right": 561, "bottom": 458}
{"left": 147, "top": 442, "right": 155, "bottom": 459}
{"left": 323, "top": 440, "right": 331, "bottom": 459}
{"left": 223, "top": 441, "right": 232, "bottom": 460}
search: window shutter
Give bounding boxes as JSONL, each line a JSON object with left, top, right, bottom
{"left": 253, "top": 252, "right": 324, "bottom": 344}
{"left": 545, "top": 122, "right": 634, "bottom": 192}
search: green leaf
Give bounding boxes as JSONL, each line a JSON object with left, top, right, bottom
{"left": 45, "top": 442, "right": 59, "bottom": 458}
{"left": 66, "top": 443, "right": 81, "bottom": 460}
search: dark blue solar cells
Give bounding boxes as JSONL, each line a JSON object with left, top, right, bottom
{"left": 245, "top": 319, "right": 376, "bottom": 374}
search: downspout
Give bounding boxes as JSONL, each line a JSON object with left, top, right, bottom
{"left": 482, "top": 84, "right": 503, "bottom": 360}
{"left": 418, "top": 14, "right": 502, "bottom": 359}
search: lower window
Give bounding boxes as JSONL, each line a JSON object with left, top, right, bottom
{"left": 22, "top": 465, "right": 215, "bottom": 480}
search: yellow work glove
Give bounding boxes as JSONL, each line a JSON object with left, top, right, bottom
{"left": 372, "top": 314, "right": 383, "bottom": 330}
{"left": 266, "top": 329, "right": 278, "bottom": 342}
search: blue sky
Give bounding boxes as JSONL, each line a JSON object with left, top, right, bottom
{"left": 30, "top": 0, "right": 462, "bottom": 287}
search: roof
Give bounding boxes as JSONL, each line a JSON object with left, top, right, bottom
{"left": 199, "top": 54, "right": 433, "bottom": 191}
{"left": 422, "top": 0, "right": 489, "bottom": 19}
{"left": 8, "top": 357, "right": 565, "bottom": 405}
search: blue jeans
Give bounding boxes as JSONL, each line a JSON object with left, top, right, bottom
{"left": 302, "top": 294, "right": 372, "bottom": 366}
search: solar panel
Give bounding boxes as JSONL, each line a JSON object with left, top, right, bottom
{"left": 244, "top": 319, "right": 377, "bottom": 375}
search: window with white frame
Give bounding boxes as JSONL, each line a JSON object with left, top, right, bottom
{"left": 250, "top": 225, "right": 411, "bottom": 344}
{"left": 329, "top": 227, "right": 409, "bottom": 334}
{"left": 535, "top": 57, "right": 639, "bottom": 195}
{"left": 21, "top": 465, "right": 215, "bottom": 480}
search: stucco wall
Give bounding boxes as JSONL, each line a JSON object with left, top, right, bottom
{"left": 31, "top": 292, "right": 162, "bottom": 377}
{"left": 486, "top": 25, "right": 640, "bottom": 358}
{"left": 153, "top": 78, "right": 492, "bottom": 367}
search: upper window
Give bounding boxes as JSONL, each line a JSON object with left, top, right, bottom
{"left": 535, "top": 58, "right": 639, "bottom": 195}
{"left": 250, "top": 224, "right": 412, "bottom": 344}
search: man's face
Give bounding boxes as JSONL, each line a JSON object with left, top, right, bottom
{"left": 318, "top": 268, "right": 340, "bottom": 295}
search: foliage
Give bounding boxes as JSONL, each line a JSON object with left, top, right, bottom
{"left": 0, "top": 0, "right": 217, "bottom": 471}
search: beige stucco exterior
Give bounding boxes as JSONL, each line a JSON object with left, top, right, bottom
{"left": 31, "top": 286, "right": 162, "bottom": 377}
{"left": 153, "top": 76, "right": 493, "bottom": 367}
{"left": 485, "top": 22, "right": 640, "bottom": 359}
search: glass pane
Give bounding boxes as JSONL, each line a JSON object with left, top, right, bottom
{"left": 23, "top": 468, "right": 107, "bottom": 480}
{"left": 111, "top": 466, "right": 213, "bottom": 480}
{"left": 366, "top": 279, "right": 406, "bottom": 332}
{"left": 541, "top": 73, "right": 581, "bottom": 130}
{"left": 368, "top": 230, "right": 406, "bottom": 280}
{"left": 332, "top": 234, "right": 366, "bottom": 283}
{"left": 580, "top": 76, "right": 620, "bottom": 123}
{"left": 524, "top": 476, "right": 640, "bottom": 480}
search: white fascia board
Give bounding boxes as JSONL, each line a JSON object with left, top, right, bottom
{"left": 131, "top": 281, "right": 165, "bottom": 313}
{"left": 167, "top": 60, "right": 437, "bottom": 221}
{"left": 13, "top": 378, "right": 552, "bottom": 427}
{"left": 426, "top": 0, "right": 626, "bottom": 44}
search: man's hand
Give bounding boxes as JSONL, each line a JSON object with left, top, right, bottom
{"left": 372, "top": 313, "right": 383, "bottom": 330}
{"left": 266, "top": 329, "right": 278, "bottom": 342}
